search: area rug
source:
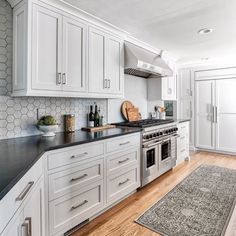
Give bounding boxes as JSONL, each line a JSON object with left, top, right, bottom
{"left": 136, "top": 165, "right": 236, "bottom": 236}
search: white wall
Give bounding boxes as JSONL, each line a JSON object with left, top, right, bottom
{"left": 107, "top": 74, "right": 148, "bottom": 123}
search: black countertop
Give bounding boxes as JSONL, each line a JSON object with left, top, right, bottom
{"left": 0, "top": 127, "right": 141, "bottom": 201}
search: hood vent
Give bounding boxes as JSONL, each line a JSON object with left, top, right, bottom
{"left": 124, "top": 42, "right": 173, "bottom": 78}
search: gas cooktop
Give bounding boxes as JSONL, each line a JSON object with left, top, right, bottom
{"left": 114, "top": 119, "right": 174, "bottom": 128}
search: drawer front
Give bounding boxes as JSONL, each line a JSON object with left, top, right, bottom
{"left": 49, "top": 181, "right": 104, "bottom": 235}
{"left": 0, "top": 158, "right": 43, "bottom": 234}
{"left": 107, "top": 168, "right": 139, "bottom": 204}
{"left": 106, "top": 134, "right": 140, "bottom": 154}
{"left": 48, "top": 159, "right": 104, "bottom": 201}
{"left": 48, "top": 142, "right": 104, "bottom": 170}
{"left": 107, "top": 149, "right": 139, "bottom": 175}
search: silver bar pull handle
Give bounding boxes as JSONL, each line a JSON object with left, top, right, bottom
{"left": 108, "top": 79, "right": 111, "bottom": 88}
{"left": 71, "top": 152, "right": 88, "bottom": 159}
{"left": 21, "top": 222, "right": 29, "bottom": 236}
{"left": 104, "top": 79, "right": 107, "bottom": 88}
{"left": 119, "top": 141, "right": 130, "bottom": 146}
{"left": 71, "top": 200, "right": 88, "bottom": 211}
{"left": 71, "top": 174, "right": 88, "bottom": 182}
{"left": 118, "top": 158, "right": 129, "bottom": 164}
{"left": 215, "top": 106, "right": 218, "bottom": 123}
{"left": 57, "top": 73, "right": 62, "bottom": 85}
{"left": 212, "top": 106, "right": 215, "bottom": 123}
{"left": 16, "top": 181, "right": 34, "bottom": 201}
{"left": 25, "top": 217, "right": 32, "bottom": 236}
{"left": 62, "top": 73, "right": 67, "bottom": 85}
{"left": 119, "top": 178, "right": 129, "bottom": 186}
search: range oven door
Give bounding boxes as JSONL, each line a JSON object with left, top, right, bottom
{"left": 158, "top": 137, "right": 177, "bottom": 175}
{"left": 142, "top": 143, "right": 159, "bottom": 186}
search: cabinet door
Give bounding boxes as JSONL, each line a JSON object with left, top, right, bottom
{"left": 89, "top": 27, "right": 106, "bottom": 94}
{"left": 106, "top": 36, "right": 124, "bottom": 94}
{"left": 32, "top": 4, "right": 62, "bottom": 91}
{"left": 23, "top": 178, "right": 45, "bottom": 236}
{"left": 62, "top": 17, "right": 87, "bottom": 92}
{"left": 1, "top": 211, "right": 23, "bottom": 236}
{"left": 162, "top": 61, "right": 177, "bottom": 100}
{"left": 215, "top": 79, "right": 236, "bottom": 152}
{"left": 179, "top": 69, "right": 192, "bottom": 99}
{"left": 195, "top": 80, "right": 215, "bottom": 149}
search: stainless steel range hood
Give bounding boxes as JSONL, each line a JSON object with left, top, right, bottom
{"left": 124, "top": 42, "right": 173, "bottom": 78}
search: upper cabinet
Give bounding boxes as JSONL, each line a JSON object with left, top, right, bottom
{"left": 12, "top": 1, "right": 124, "bottom": 98}
{"left": 89, "top": 27, "right": 124, "bottom": 97}
{"left": 178, "top": 68, "right": 192, "bottom": 99}
{"left": 147, "top": 57, "right": 177, "bottom": 101}
{"left": 161, "top": 60, "right": 177, "bottom": 100}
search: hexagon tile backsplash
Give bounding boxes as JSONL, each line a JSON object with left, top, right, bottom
{"left": 0, "top": 0, "right": 108, "bottom": 140}
{"left": 0, "top": 96, "right": 107, "bottom": 140}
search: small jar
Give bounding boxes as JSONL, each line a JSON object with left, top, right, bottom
{"left": 64, "top": 114, "right": 75, "bottom": 132}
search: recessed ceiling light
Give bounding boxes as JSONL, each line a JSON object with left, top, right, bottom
{"left": 198, "top": 28, "right": 213, "bottom": 35}
{"left": 201, "top": 57, "right": 209, "bottom": 61}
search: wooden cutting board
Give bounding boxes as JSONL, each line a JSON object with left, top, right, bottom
{"left": 82, "top": 124, "right": 116, "bottom": 132}
{"left": 127, "top": 107, "right": 140, "bottom": 122}
{"left": 121, "top": 101, "right": 135, "bottom": 121}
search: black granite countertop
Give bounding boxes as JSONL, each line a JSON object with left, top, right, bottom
{"left": 0, "top": 127, "right": 141, "bottom": 201}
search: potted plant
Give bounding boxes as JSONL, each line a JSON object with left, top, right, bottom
{"left": 37, "top": 115, "right": 58, "bottom": 137}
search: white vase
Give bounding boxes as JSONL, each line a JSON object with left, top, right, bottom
{"left": 38, "top": 125, "right": 58, "bottom": 137}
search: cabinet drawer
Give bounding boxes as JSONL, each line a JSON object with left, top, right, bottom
{"left": 49, "top": 180, "right": 104, "bottom": 235}
{"left": 107, "top": 149, "right": 139, "bottom": 175}
{"left": 48, "top": 159, "right": 104, "bottom": 201}
{"left": 47, "top": 142, "right": 104, "bottom": 170}
{"left": 107, "top": 168, "right": 139, "bottom": 204}
{"left": 106, "top": 134, "right": 140, "bottom": 153}
{"left": 0, "top": 158, "right": 43, "bottom": 234}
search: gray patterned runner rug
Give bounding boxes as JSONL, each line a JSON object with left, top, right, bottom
{"left": 136, "top": 165, "right": 236, "bottom": 236}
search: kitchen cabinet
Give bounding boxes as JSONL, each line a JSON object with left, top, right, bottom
{"left": 45, "top": 133, "right": 140, "bottom": 235}
{"left": 161, "top": 60, "right": 177, "bottom": 100}
{"left": 1, "top": 177, "right": 45, "bottom": 236}
{"left": 195, "top": 69, "right": 236, "bottom": 153}
{"left": 12, "top": 1, "right": 124, "bottom": 98}
{"left": 89, "top": 27, "right": 124, "bottom": 96}
{"left": 178, "top": 69, "right": 192, "bottom": 99}
{"left": 195, "top": 80, "right": 215, "bottom": 150}
{"left": 177, "top": 121, "right": 190, "bottom": 165}
{"left": 215, "top": 79, "right": 236, "bottom": 153}
{"left": 147, "top": 58, "right": 177, "bottom": 101}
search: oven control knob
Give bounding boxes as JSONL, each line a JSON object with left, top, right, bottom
{"left": 153, "top": 133, "right": 157, "bottom": 137}
{"left": 160, "top": 132, "right": 163, "bottom": 135}
{"left": 156, "top": 132, "right": 160, "bottom": 136}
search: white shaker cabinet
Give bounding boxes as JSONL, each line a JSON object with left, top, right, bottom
{"left": 195, "top": 68, "right": 236, "bottom": 153}
{"left": 195, "top": 80, "right": 215, "bottom": 150}
{"left": 32, "top": 4, "right": 87, "bottom": 94}
{"left": 1, "top": 177, "right": 45, "bottom": 236}
{"left": 89, "top": 27, "right": 124, "bottom": 97}
{"left": 31, "top": 4, "right": 63, "bottom": 92}
{"left": 161, "top": 60, "right": 177, "bottom": 101}
{"left": 62, "top": 16, "right": 87, "bottom": 93}
{"left": 215, "top": 79, "right": 236, "bottom": 153}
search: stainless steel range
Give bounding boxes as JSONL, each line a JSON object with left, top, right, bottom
{"left": 115, "top": 119, "right": 178, "bottom": 187}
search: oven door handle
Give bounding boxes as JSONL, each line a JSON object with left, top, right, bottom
{"left": 143, "top": 141, "right": 161, "bottom": 149}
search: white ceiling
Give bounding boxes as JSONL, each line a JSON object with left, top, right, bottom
{"left": 64, "top": 0, "right": 236, "bottom": 63}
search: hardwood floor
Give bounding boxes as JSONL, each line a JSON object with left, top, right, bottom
{"left": 72, "top": 151, "right": 236, "bottom": 236}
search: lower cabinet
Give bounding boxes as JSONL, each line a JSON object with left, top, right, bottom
{"left": 1, "top": 176, "right": 45, "bottom": 236}
{"left": 177, "top": 122, "right": 190, "bottom": 165}
{"left": 45, "top": 133, "right": 141, "bottom": 236}
{"left": 49, "top": 180, "right": 104, "bottom": 235}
